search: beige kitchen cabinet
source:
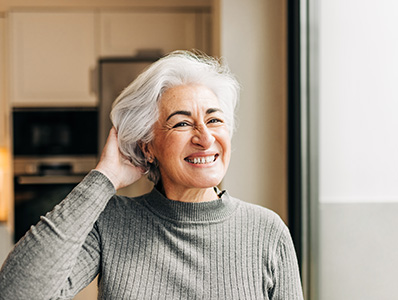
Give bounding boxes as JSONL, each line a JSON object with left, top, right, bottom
{"left": 9, "top": 12, "right": 97, "bottom": 107}
{"left": 99, "top": 11, "right": 211, "bottom": 57}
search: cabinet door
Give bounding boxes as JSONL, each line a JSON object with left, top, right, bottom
{"left": 10, "top": 12, "right": 97, "bottom": 107}
{"left": 99, "top": 11, "right": 209, "bottom": 56}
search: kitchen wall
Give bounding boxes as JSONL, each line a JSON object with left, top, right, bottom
{"left": 220, "top": 0, "right": 288, "bottom": 222}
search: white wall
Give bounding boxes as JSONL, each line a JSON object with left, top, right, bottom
{"left": 220, "top": 0, "right": 288, "bottom": 221}
{"left": 319, "top": 0, "right": 398, "bottom": 204}
{"left": 317, "top": 1, "right": 398, "bottom": 299}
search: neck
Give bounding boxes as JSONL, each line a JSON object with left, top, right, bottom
{"left": 145, "top": 188, "right": 237, "bottom": 223}
{"left": 160, "top": 184, "right": 218, "bottom": 203}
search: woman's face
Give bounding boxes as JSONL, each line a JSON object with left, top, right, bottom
{"left": 147, "top": 84, "right": 231, "bottom": 199}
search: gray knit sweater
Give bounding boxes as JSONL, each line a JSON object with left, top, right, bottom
{"left": 0, "top": 171, "right": 303, "bottom": 299}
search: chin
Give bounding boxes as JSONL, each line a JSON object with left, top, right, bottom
{"left": 192, "top": 176, "right": 223, "bottom": 189}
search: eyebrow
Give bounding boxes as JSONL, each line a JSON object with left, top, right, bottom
{"left": 166, "top": 110, "right": 191, "bottom": 121}
{"left": 206, "top": 108, "right": 223, "bottom": 114}
{"left": 166, "top": 108, "right": 223, "bottom": 121}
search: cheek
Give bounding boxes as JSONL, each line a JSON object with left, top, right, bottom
{"left": 151, "top": 133, "right": 186, "bottom": 160}
{"left": 223, "top": 143, "right": 231, "bottom": 165}
{"left": 219, "top": 130, "right": 231, "bottom": 151}
{"left": 217, "top": 134, "right": 231, "bottom": 165}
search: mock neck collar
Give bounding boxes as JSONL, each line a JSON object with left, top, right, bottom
{"left": 143, "top": 188, "right": 239, "bottom": 223}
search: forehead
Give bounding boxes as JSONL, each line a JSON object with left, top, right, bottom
{"left": 158, "top": 84, "right": 220, "bottom": 114}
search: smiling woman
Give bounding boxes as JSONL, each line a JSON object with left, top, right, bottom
{"left": 0, "top": 50, "right": 303, "bottom": 299}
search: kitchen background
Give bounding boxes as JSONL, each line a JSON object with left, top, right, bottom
{"left": 2, "top": 0, "right": 398, "bottom": 299}
{"left": 0, "top": 0, "right": 288, "bottom": 299}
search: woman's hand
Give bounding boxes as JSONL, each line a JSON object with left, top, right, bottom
{"left": 95, "top": 127, "right": 143, "bottom": 190}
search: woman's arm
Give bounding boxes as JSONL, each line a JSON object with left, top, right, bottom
{"left": 0, "top": 171, "right": 113, "bottom": 299}
{"left": 0, "top": 128, "right": 142, "bottom": 299}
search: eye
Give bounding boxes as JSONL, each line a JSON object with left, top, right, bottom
{"left": 172, "top": 121, "right": 190, "bottom": 128}
{"left": 207, "top": 118, "right": 223, "bottom": 124}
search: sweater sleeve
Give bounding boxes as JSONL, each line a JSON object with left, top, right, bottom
{"left": 269, "top": 225, "right": 304, "bottom": 300}
{"left": 0, "top": 170, "right": 115, "bottom": 300}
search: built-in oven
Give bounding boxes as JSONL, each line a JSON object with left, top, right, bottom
{"left": 13, "top": 107, "right": 98, "bottom": 242}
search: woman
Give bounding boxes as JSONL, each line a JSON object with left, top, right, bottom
{"left": 0, "top": 51, "right": 303, "bottom": 299}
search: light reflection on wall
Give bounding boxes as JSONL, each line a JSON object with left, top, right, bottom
{"left": 0, "top": 146, "right": 11, "bottom": 222}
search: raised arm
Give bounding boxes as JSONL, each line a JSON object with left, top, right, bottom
{"left": 0, "top": 128, "right": 143, "bottom": 299}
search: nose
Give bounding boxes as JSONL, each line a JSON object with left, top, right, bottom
{"left": 191, "top": 124, "right": 215, "bottom": 149}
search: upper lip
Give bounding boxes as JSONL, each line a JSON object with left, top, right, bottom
{"left": 184, "top": 152, "right": 218, "bottom": 160}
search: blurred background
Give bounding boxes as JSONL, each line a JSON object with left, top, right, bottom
{"left": 0, "top": 0, "right": 397, "bottom": 299}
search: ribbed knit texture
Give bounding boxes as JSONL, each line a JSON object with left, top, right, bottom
{"left": 0, "top": 171, "right": 303, "bottom": 300}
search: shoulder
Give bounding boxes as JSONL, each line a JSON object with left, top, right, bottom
{"left": 232, "top": 195, "right": 286, "bottom": 228}
{"left": 96, "top": 192, "right": 149, "bottom": 224}
{"left": 230, "top": 196, "right": 297, "bottom": 264}
{"left": 228, "top": 194, "right": 291, "bottom": 246}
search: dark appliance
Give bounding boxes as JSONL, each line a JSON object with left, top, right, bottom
{"left": 98, "top": 56, "right": 157, "bottom": 151}
{"left": 13, "top": 107, "right": 98, "bottom": 242}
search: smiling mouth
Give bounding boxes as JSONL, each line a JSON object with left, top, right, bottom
{"left": 185, "top": 154, "right": 219, "bottom": 165}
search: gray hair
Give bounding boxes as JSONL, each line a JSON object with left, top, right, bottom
{"left": 111, "top": 50, "right": 240, "bottom": 184}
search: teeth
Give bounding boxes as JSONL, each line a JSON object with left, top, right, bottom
{"left": 187, "top": 155, "right": 215, "bottom": 164}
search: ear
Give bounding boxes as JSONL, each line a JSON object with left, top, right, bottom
{"left": 139, "top": 141, "right": 155, "bottom": 163}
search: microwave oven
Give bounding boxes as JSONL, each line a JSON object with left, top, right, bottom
{"left": 13, "top": 107, "right": 98, "bottom": 157}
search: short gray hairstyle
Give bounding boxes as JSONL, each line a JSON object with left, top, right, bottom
{"left": 111, "top": 50, "right": 240, "bottom": 184}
